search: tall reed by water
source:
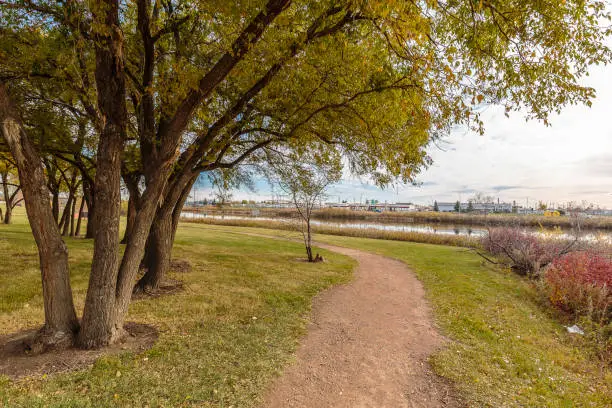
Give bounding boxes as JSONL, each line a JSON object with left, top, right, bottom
{"left": 184, "top": 206, "right": 612, "bottom": 230}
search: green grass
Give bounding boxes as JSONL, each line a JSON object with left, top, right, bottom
{"left": 199, "top": 224, "right": 612, "bottom": 407}
{"left": 0, "top": 211, "right": 355, "bottom": 407}
{"left": 3, "top": 211, "right": 611, "bottom": 407}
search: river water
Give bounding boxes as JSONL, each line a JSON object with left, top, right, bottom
{"left": 181, "top": 211, "right": 612, "bottom": 243}
{"left": 182, "top": 212, "right": 485, "bottom": 237}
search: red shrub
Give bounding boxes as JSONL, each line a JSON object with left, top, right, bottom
{"left": 545, "top": 251, "right": 612, "bottom": 323}
{"left": 482, "top": 228, "right": 572, "bottom": 277}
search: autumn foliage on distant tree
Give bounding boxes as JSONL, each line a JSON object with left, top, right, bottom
{"left": 0, "top": 0, "right": 610, "bottom": 349}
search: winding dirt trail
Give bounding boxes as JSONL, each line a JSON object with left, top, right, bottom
{"left": 262, "top": 243, "right": 461, "bottom": 408}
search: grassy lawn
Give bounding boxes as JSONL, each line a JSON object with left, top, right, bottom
{"left": 199, "top": 224, "right": 612, "bottom": 407}
{"left": 0, "top": 213, "right": 355, "bottom": 407}
{"left": 3, "top": 212, "right": 611, "bottom": 407}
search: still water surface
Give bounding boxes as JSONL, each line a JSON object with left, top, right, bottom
{"left": 181, "top": 212, "right": 612, "bottom": 243}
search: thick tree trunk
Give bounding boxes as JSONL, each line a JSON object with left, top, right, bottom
{"left": 75, "top": 197, "right": 85, "bottom": 237}
{"left": 135, "top": 208, "right": 172, "bottom": 292}
{"left": 135, "top": 175, "right": 196, "bottom": 292}
{"left": 0, "top": 83, "right": 79, "bottom": 345}
{"left": 77, "top": 0, "right": 129, "bottom": 348}
{"left": 77, "top": 0, "right": 173, "bottom": 348}
{"left": 80, "top": 0, "right": 288, "bottom": 347}
{"left": 77, "top": 118, "right": 124, "bottom": 348}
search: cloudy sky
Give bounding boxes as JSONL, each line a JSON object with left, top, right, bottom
{"left": 405, "top": 62, "right": 612, "bottom": 208}
{"left": 195, "top": 61, "right": 612, "bottom": 208}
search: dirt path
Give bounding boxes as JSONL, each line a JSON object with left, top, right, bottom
{"left": 262, "top": 243, "right": 461, "bottom": 408}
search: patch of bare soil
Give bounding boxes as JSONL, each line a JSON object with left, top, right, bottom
{"left": 0, "top": 322, "right": 157, "bottom": 379}
{"left": 263, "top": 244, "right": 463, "bottom": 408}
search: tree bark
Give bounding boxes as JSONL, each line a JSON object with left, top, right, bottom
{"left": 77, "top": 0, "right": 173, "bottom": 348}
{"left": 83, "top": 179, "right": 95, "bottom": 238}
{"left": 75, "top": 197, "right": 85, "bottom": 236}
{"left": 136, "top": 208, "right": 172, "bottom": 291}
{"left": 70, "top": 194, "right": 77, "bottom": 236}
{"left": 304, "top": 215, "right": 314, "bottom": 262}
{"left": 80, "top": 0, "right": 289, "bottom": 347}
{"left": 2, "top": 172, "right": 11, "bottom": 224}
{"left": 0, "top": 83, "right": 79, "bottom": 344}
{"left": 59, "top": 193, "right": 73, "bottom": 235}
{"left": 121, "top": 194, "right": 135, "bottom": 244}
{"left": 3, "top": 204, "right": 11, "bottom": 224}
{"left": 121, "top": 174, "right": 140, "bottom": 245}
{"left": 44, "top": 162, "right": 61, "bottom": 224}
{"left": 135, "top": 174, "right": 196, "bottom": 292}
{"left": 77, "top": 0, "right": 129, "bottom": 348}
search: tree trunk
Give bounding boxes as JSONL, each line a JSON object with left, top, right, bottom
{"left": 75, "top": 197, "right": 85, "bottom": 236}
{"left": 60, "top": 194, "right": 73, "bottom": 236}
{"left": 70, "top": 194, "right": 77, "bottom": 237}
{"left": 135, "top": 174, "right": 196, "bottom": 292}
{"left": 306, "top": 220, "right": 313, "bottom": 262}
{"left": 77, "top": 0, "right": 129, "bottom": 348}
{"left": 121, "top": 192, "right": 137, "bottom": 245}
{"left": 135, "top": 208, "right": 173, "bottom": 292}
{"left": 3, "top": 203, "right": 11, "bottom": 224}
{"left": 83, "top": 179, "right": 96, "bottom": 238}
{"left": 1, "top": 172, "right": 10, "bottom": 224}
{"left": 0, "top": 83, "right": 79, "bottom": 345}
{"left": 51, "top": 189, "right": 59, "bottom": 224}
{"left": 76, "top": 0, "right": 174, "bottom": 348}
{"left": 2, "top": 173, "right": 11, "bottom": 224}
{"left": 80, "top": 0, "right": 287, "bottom": 347}
{"left": 77, "top": 118, "right": 124, "bottom": 348}
{"left": 171, "top": 176, "right": 197, "bottom": 242}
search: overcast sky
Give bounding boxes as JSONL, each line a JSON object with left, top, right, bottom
{"left": 401, "top": 61, "right": 612, "bottom": 208}
{"left": 195, "top": 61, "right": 612, "bottom": 208}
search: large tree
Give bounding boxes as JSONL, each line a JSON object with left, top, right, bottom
{"left": 0, "top": 83, "right": 79, "bottom": 347}
{"left": 0, "top": 0, "right": 610, "bottom": 348}
{"left": 133, "top": 0, "right": 612, "bottom": 291}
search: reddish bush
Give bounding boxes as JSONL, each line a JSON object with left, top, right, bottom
{"left": 482, "top": 228, "right": 574, "bottom": 277}
{"left": 545, "top": 251, "right": 612, "bottom": 324}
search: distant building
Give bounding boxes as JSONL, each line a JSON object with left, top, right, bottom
{"left": 436, "top": 202, "right": 458, "bottom": 212}
{"left": 435, "top": 201, "right": 513, "bottom": 213}
{"left": 261, "top": 199, "right": 293, "bottom": 208}
{"left": 326, "top": 202, "right": 418, "bottom": 212}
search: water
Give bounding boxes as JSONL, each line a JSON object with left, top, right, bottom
{"left": 180, "top": 212, "right": 486, "bottom": 237}
{"left": 181, "top": 211, "right": 612, "bottom": 243}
